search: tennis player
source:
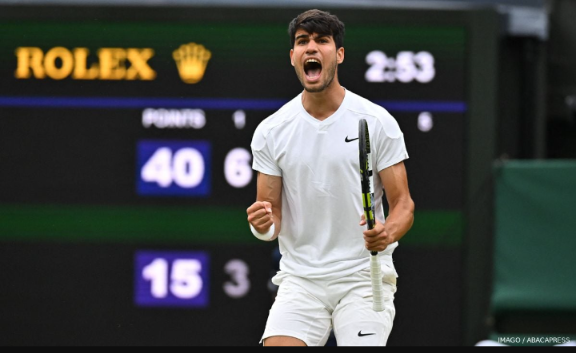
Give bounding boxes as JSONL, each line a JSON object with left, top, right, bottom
{"left": 246, "top": 9, "right": 415, "bottom": 346}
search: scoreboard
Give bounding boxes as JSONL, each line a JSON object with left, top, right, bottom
{"left": 0, "top": 5, "right": 498, "bottom": 345}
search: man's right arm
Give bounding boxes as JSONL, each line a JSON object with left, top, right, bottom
{"left": 246, "top": 172, "right": 283, "bottom": 241}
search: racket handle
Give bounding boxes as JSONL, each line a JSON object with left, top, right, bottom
{"left": 370, "top": 253, "right": 385, "bottom": 312}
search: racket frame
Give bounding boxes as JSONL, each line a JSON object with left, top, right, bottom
{"left": 358, "top": 118, "right": 385, "bottom": 312}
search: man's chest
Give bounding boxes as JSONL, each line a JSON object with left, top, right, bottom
{"left": 276, "top": 121, "right": 360, "bottom": 178}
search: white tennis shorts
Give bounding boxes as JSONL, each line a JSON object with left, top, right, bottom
{"left": 260, "top": 266, "right": 397, "bottom": 346}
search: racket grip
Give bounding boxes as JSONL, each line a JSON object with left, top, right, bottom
{"left": 370, "top": 253, "right": 385, "bottom": 312}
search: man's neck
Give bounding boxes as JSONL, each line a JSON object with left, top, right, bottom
{"left": 301, "top": 83, "right": 345, "bottom": 121}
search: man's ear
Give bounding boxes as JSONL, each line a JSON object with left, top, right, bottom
{"left": 337, "top": 47, "right": 345, "bottom": 64}
{"left": 290, "top": 49, "right": 295, "bottom": 66}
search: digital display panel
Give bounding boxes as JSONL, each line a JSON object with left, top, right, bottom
{"left": 0, "top": 9, "right": 466, "bottom": 213}
{"left": 0, "top": 5, "right": 484, "bottom": 345}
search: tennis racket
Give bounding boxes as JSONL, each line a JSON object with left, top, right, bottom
{"left": 358, "top": 118, "right": 384, "bottom": 312}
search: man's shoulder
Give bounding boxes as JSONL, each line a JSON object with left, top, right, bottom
{"left": 268, "top": 95, "right": 301, "bottom": 120}
{"left": 256, "top": 95, "right": 301, "bottom": 131}
{"left": 345, "top": 90, "right": 403, "bottom": 137}
{"left": 345, "top": 90, "right": 393, "bottom": 120}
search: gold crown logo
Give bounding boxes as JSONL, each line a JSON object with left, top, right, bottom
{"left": 172, "top": 43, "right": 212, "bottom": 84}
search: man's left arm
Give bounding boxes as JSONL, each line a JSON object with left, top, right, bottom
{"left": 379, "top": 161, "right": 414, "bottom": 243}
{"left": 362, "top": 161, "right": 415, "bottom": 251}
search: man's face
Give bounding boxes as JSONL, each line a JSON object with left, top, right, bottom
{"left": 290, "top": 30, "right": 344, "bottom": 93}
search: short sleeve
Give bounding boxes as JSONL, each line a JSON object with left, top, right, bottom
{"left": 251, "top": 123, "right": 282, "bottom": 176}
{"left": 373, "top": 112, "right": 409, "bottom": 172}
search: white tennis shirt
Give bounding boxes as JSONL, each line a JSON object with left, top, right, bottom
{"left": 251, "top": 89, "right": 409, "bottom": 280}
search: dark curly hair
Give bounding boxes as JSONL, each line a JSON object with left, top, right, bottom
{"left": 288, "top": 9, "right": 345, "bottom": 49}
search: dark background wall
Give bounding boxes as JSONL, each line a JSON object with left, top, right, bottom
{"left": 547, "top": 0, "right": 576, "bottom": 159}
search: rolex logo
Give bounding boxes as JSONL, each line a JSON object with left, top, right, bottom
{"left": 172, "top": 43, "right": 212, "bottom": 84}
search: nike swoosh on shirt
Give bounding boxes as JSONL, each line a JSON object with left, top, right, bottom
{"left": 345, "top": 136, "right": 359, "bottom": 142}
{"left": 358, "top": 331, "right": 376, "bottom": 337}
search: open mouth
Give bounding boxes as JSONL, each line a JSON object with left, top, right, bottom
{"left": 304, "top": 59, "right": 322, "bottom": 81}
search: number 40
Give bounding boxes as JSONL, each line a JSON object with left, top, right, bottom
{"left": 141, "top": 147, "right": 205, "bottom": 188}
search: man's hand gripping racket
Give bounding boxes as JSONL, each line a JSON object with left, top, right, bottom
{"left": 358, "top": 118, "right": 384, "bottom": 312}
